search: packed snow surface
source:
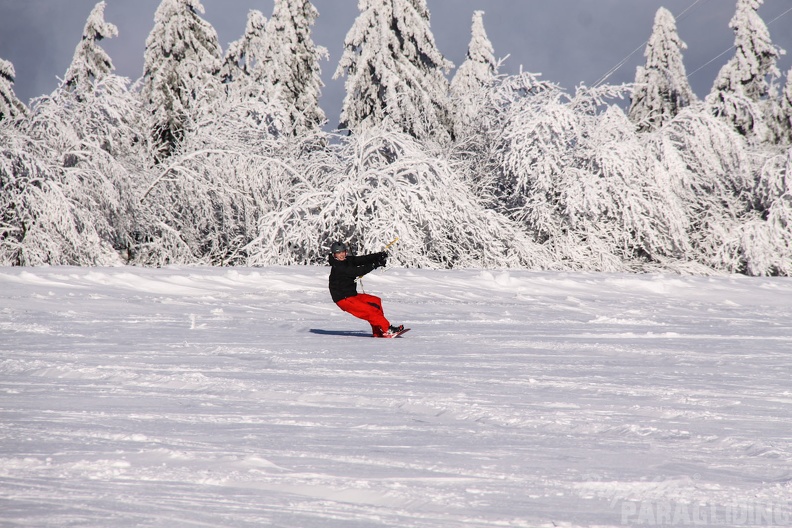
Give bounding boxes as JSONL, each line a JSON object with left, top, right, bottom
{"left": 1, "top": 266, "right": 791, "bottom": 527}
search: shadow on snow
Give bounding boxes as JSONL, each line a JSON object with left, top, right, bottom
{"left": 309, "top": 329, "right": 372, "bottom": 338}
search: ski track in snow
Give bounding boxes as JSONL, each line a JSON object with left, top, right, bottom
{"left": 1, "top": 266, "right": 791, "bottom": 527}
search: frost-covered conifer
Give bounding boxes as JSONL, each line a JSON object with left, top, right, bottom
{"left": 141, "top": 0, "right": 222, "bottom": 159}
{"left": 0, "top": 58, "right": 27, "bottom": 122}
{"left": 451, "top": 11, "right": 496, "bottom": 97}
{"left": 628, "top": 7, "right": 694, "bottom": 132}
{"left": 5, "top": 2, "right": 145, "bottom": 264}
{"left": 222, "top": 10, "right": 268, "bottom": 91}
{"left": 62, "top": 1, "right": 118, "bottom": 96}
{"left": 220, "top": 10, "right": 287, "bottom": 133}
{"left": 450, "top": 11, "right": 497, "bottom": 138}
{"left": 708, "top": 0, "right": 784, "bottom": 139}
{"left": 260, "top": 0, "right": 327, "bottom": 134}
{"left": 335, "top": 0, "right": 454, "bottom": 143}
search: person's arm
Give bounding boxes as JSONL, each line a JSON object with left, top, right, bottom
{"left": 345, "top": 255, "right": 381, "bottom": 277}
{"left": 354, "top": 252, "right": 387, "bottom": 266}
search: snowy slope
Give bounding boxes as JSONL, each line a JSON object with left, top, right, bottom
{"left": 1, "top": 266, "right": 791, "bottom": 527}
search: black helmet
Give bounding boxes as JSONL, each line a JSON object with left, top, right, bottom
{"left": 330, "top": 241, "right": 347, "bottom": 254}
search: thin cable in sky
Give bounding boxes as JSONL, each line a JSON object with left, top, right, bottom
{"left": 687, "top": 4, "right": 792, "bottom": 80}
{"left": 676, "top": 0, "right": 711, "bottom": 22}
{"left": 687, "top": 47, "right": 734, "bottom": 79}
{"left": 767, "top": 5, "right": 792, "bottom": 25}
{"left": 592, "top": 0, "right": 706, "bottom": 88}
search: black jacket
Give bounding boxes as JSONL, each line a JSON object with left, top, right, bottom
{"left": 328, "top": 252, "right": 385, "bottom": 303}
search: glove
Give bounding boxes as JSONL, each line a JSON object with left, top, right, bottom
{"left": 376, "top": 251, "right": 388, "bottom": 268}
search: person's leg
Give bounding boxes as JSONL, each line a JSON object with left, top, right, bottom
{"left": 336, "top": 294, "right": 390, "bottom": 335}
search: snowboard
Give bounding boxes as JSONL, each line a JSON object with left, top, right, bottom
{"left": 378, "top": 328, "right": 410, "bottom": 338}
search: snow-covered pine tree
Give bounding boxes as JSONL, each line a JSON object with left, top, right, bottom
{"left": 0, "top": 58, "right": 27, "bottom": 122}
{"left": 451, "top": 11, "right": 496, "bottom": 97}
{"left": 628, "top": 7, "right": 695, "bottom": 132}
{"left": 141, "top": 0, "right": 222, "bottom": 160}
{"left": 61, "top": 1, "right": 118, "bottom": 97}
{"left": 222, "top": 10, "right": 268, "bottom": 92}
{"left": 707, "top": 0, "right": 784, "bottom": 140}
{"left": 134, "top": 147, "right": 284, "bottom": 266}
{"left": 260, "top": 0, "right": 327, "bottom": 134}
{"left": 220, "top": 10, "right": 287, "bottom": 134}
{"left": 4, "top": 2, "right": 147, "bottom": 265}
{"left": 334, "top": 0, "right": 454, "bottom": 143}
{"left": 450, "top": 11, "right": 497, "bottom": 138}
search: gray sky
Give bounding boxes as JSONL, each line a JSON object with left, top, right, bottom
{"left": 2, "top": 0, "right": 791, "bottom": 129}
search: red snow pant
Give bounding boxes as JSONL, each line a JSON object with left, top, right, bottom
{"left": 336, "top": 294, "right": 390, "bottom": 336}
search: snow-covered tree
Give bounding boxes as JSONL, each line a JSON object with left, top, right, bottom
{"left": 494, "top": 82, "right": 692, "bottom": 271}
{"left": 0, "top": 121, "right": 121, "bottom": 265}
{"left": 747, "top": 146, "right": 792, "bottom": 275}
{"left": 450, "top": 10, "right": 497, "bottom": 138}
{"left": 21, "top": 73, "right": 146, "bottom": 263}
{"left": 141, "top": 0, "right": 222, "bottom": 160}
{"left": 244, "top": 128, "right": 553, "bottom": 269}
{"left": 62, "top": 1, "right": 118, "bottom": 96}
{"left": 259, "top": 0, "right": 327, "bottom": 134}
{"left": 220, "top": 10, "right": 288, "bottom": 134}
{"left": 451, "top": 11, "right": 496, "bottom": 97}
{"left": 628, "top": 7, "right": 695, "bottom": 132}
{"left": 1, "top": 5, "right": 144, "bottom": 265}
{"left": 131, "top": 87, "right": 303, "bottom": 266}
{"left": 0, "top": 58, "right": 27, "bottom": 122}
{"left": 222, "top": 10, "right": 268, "bottom": 90}
{"left": 645, "top": 102, "right": 758, "bottom": 273}
{"left": 335, "top": 0, "right": 454, "bottom": 143}
{"left": 708, "top": 0, "right": 784, "bottom": 139}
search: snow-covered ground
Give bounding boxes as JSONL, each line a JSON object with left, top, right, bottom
{"left": 2, "top": 265, "right": 791, "bottom": 527}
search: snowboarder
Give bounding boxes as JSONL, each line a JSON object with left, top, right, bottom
{"left": 327, "top": 241, "right": 404, "bottom": 338}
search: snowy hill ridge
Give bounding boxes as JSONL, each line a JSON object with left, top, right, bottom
{"left": 1, "top": 266, "right": 791, "bottom": 527}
